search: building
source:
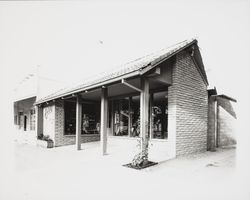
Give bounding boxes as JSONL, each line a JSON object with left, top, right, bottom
{"left": 13, "top": 73, "right": 38, "bottom": 144}
{"left": 13, "top": 70, "right": 68, "bottom": 145}
{"left": 14, "top": 39, "right": 237, "bottom": 162}
{"left": 207, "top": 88, "right": 237, "bottom": 151}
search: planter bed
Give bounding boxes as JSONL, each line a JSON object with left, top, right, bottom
{"left": 37, "top": 139, "right": 54, "bottom": 148}
{"left": 123, "top": 161, "right": 158, "bottom": 170}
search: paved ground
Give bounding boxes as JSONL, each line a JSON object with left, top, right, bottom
{"left": 1, "top": 142, "right": 242, "bottom": 200}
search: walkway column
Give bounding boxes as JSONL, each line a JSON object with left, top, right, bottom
{"left": 149, "top": 93, "right": 154, "bottom": 139}
{"left": 100, "top": 87, "right": 108, "bottom": 155}
{"left": 35, "top": 105, "right": 43, "bottom": 137}
{"left": 207, "top": 96, "right": 216, "bottom": 151}
{"left": 140, "top": 78, "right": 149, "bottom": 151}
{"left": 128, "top": 97, "right": 132, "bottom": 137}
{"left": 76, "top": 95, "right": 82, "bottom": 150}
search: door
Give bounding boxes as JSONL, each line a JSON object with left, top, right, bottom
{"left": 24, "top": 115, "right": 27, "bottom": 131}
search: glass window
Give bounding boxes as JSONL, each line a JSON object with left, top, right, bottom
{"left": 64, "top": 100, "right": 100, "bottom": 135}
{"left": 30, "top": 109, "right": 36, "bottom": 130}
{"left": 82, "top": 102, "right": 100, "bottom": 134}
{"left": 111, "top": 95, "right": 140, "bottom": 137}
{"left": 151, "top": 91, "right": 168, "bottom": 139}
{"left": 113, "top": 98, "right": 129, "bottom": 136}
{"left": 130, "top": 96, "right": 140, "bottom": 137}
{"left": 64, "top": 101, "right": 76, "bottom": 135}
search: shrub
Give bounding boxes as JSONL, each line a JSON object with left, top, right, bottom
{"left": 131, "top": 137, "right": 150, "bottom": 167}
{"left": 37, "top": 134, "right": 53, "bottom": 142}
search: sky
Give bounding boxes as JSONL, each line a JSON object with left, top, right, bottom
{"left": 1, "top": 0, "right": 249, "bottom": 99}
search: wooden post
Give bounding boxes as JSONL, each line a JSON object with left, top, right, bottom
{"left": 140, "top": 78, "right": 149, "bottom": 152}
{"left": 128, "top": 97, "right": 132, "bottom": 137}
{"left": 111, "top": 100, "right": 114, "bottom": 136}
{"left": 35, "top": 105, "right": 43, "bottom": 137}
{"left": 100, "top": 87, "right": 108, "bottom": 155}
{"left": 208, "top": 96, "right": 216, "bottom": 151}
{"left": 76, "top": 95, "right": 82, "bottom": 150}
{"left": 149, "top": 93, "right": 154, "bottom": 139}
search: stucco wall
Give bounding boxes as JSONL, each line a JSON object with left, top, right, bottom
{"left": 43, "top": 102, "right": 55, "bottom": 141}
{"left": 217, "top": 97, "right": 237, "bottom": 147}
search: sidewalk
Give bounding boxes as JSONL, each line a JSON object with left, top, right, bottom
{"left": 10, "top": 142, "right": 237, "bottom": 200}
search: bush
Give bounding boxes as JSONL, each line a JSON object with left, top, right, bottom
{"left": 37, "top": 134, "right": 53, "bottom": 142}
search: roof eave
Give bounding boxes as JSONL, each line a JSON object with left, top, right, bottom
{"left": 35, "top": 70, "right": 140, "bottom": 105}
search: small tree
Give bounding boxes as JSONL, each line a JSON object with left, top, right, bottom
{"left": 131, "top": 126, "right": 150, "bottom": 167}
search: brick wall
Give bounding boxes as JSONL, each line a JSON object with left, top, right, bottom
{"left": 54, "top": 99, "right": 100, "bottom": 147}
{"left": 169, "top": 50, "right": 208, "bottom": 156}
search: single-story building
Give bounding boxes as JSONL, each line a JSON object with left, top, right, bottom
{"left": 14, "top": 39, "right": 237, "bottom": 162}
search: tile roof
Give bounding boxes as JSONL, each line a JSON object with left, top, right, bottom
{"left": 36, "top": 38, "right": 199, "bottom": 104}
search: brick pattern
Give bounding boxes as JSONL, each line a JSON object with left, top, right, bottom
{"left": 54, "top": 99, "right": 100, "bottom": 147}
{"left": 169, "top": 51, "right": 208, "bottom": 156}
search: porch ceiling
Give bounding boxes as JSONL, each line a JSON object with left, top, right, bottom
{"left": 79, "top": 77, "right": 169, "bottom": 101}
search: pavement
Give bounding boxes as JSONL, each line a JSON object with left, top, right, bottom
{"left": 1, "top": 142, "right": 242, "bottom": 200}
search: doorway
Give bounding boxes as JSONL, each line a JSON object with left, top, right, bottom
{"left": 24, "top": 115, "right": 27, "bottom": 131}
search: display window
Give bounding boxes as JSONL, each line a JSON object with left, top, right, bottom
{"left": 151, "top": 91, "right": 168, "bottom": 139}
{"left": 30, "top": 109, "right": 36, "bottom": 131}
{"left": 64, "top": 101, "right": 100, "bottom": 135}
{"left": 111, "top": 95, "right": 140, "bottom": 137}
{"left": 113, "top": 98, "right": 129, "bottom": 136}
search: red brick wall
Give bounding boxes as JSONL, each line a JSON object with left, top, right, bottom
{"left": 169, "top": 50, "right": 208, "bottom": 156}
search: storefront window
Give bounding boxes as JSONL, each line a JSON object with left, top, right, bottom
{"left": 113, "top": 98, "right": 129, "bottom": 136}
{"left": 151, "top": 91, "right": 168, "bottom": 139}
{"left": 130, "top": 96, "right": 140, "bottom": 137}
{"left": 109, "top": 91, "right": 168, "bottom": 139}
{"left": 111, "top": 96, "right": 140, "bottom": 137}
{"left": 64, "top": 101, "right": 100, "bottom": 135}
{"left": 82, "top": 103, "right": 100, "bottom": 134}
{"left": 64, "top": 101, "right": 76, "bottom": 135}
{"left": 30, "top": 109, "right": 36, "bottom": 130}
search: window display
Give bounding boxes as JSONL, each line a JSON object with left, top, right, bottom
{"left": 151, "top": 91, "right": 168, "bottom": 139}
{"left": 82, "top": 102, "right": 100, "bottom": 134}
{"left": 30, "top": 109, "right": 36, "bottom": 131}
{"left": 112, "top": 96, "right": 140, "bottom": 137}
{"left": 64, "top": 101, "right": 100, "bottom": 135}
{"left": 113, "top": 99, "right": 129, "bottom": 136}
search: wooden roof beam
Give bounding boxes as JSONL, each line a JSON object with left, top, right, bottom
{"left": 121, "top": 79, "right": 142, "bottom": 93}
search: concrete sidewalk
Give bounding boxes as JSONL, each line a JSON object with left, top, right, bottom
{"left": 9, "top": 142, "right": 237, "bottom": 200}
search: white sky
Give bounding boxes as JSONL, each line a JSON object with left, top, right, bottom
{"left": 1, "top": 0, "right": 250, "bottom": 99}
